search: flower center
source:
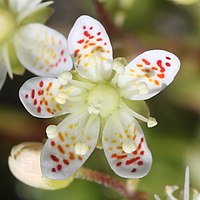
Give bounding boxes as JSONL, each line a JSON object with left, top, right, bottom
{"left": 87, "top": 84, "right": 119, "bottom": 117}
{"left": 0, "top": 9, "right": 16, "bottom": 45}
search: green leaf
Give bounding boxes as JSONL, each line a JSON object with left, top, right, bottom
{"left": 20, "top": 7, "right": 54, "bottom": 26}
{"left": 8, "top": 43, "right": 25, "bottom": 75}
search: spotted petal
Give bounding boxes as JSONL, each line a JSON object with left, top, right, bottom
{"left": 68, "top": 15, "right": 113, "bottom": 82}
{"left": 41, "top": 112, "right": 100, "bottom": 179}
{"left": 14, "top": 24, "right": 72, "bottom": 77}
{"left": 102, "top": 110, "right": 152, "bottom": 178}
{"left": 19, "top": 77, "right": 86, "bottom": 118}
{"left": 118, "top": 50, "right": 180, "bottom": 100}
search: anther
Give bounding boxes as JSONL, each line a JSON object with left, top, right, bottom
{"left": 58, "top": 72, "right": 72, "bottom": 85}
{"left": 147, "top": 117, "right": 157, "bottom": 128}
{"left": 136, "top": 82, "right": 149, "bottom": 95}
{"left": 112, "top": 60, "right": 125, "bottom": 74}
{"left": 122, "top": 141, "right": 137, "bottom": 154}
{"left": 88, "top": 103, "right": 101, "bottom": 115}
{"left": 74, "top": 142, "right": 89, "bottom": 155}
{"left": 46, "top": 125, "right": 58, "bottom": 139}
{"left": 55, "top": 91, "right": 68, "bottom": 104}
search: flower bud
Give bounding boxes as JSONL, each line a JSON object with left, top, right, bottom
{"left": 8, "top": 142, "right": 74, "bottom": 190}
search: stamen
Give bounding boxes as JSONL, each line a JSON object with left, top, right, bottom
{"left": 88, "top": 103, "right": 101, "bottom": 115}
{"left": 112, "top": 59, "right": 125, "bottom": 74}
{"left": 121, "top": 100, "right": 157, "bottom": 128}
{"left": 55, "top": 91, "right": 69, "bottom": 104}
{"left": 58, "top": 72, "right": 72, "bottom": 85}
{"left": 46, "top": 125, "right": 58, "bottom": 139}
{"left": 74, "top": 142, "right": 89, "bottom": 155}
{"left": 147, "top": 117, "right": 157, "bottom": 128}
{"left": 136, "top": 82, "right": 149, "bottom": 95}
{"left": 122, "top": 141, "right": 137, "bottom": 153}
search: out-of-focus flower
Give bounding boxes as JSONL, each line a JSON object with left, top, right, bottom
{"left": 154, "top": 167, "right": 200, "bottom": 200}
{"left": 0, "top": 0, "right": 72, "bottom": 90}
{"left": 19, "top": 15, "right": 180, "bottom": 180}
{"left": 8, "top": 142, "right": 74, "bottom": 189}
{"left": 169, "top": 0, "right": 200, "bottom": 5}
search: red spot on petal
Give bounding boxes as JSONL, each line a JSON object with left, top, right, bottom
{"left": 90, "top": 27, "right": 93, "bottom": 30}
{"left": 50, "top": 155, "right": 59, "bottom": 162}
{"left": 157, "top": 60, "right": 165, "bottom": 73}
{"left": 74, "top": 49, "right": 80, "bottom": 58}
{"left": 140, "top": 151, "right": 144, "bottom": 155}
{"left": 69, "top": 152, "right": 75, "bottom": 160}
{"left": 37, "top": 106, "right": 41, "bottom": 113}
{"left": 111, "top": 153, "right": 117, "bottom": 158}
{"left": 52, "top": 168, "right": 56, "bottom": 172}
{"left": 63, "top": 159, "right": 69, "bottom": 165}
{"left": 39, "top": 81, "right": 44, "bottom": 87}
{"left": 89, "top": 36, "right": 94, "bottom": 39}
{"left": 131, "top": 168, "right": 137, "bottom": 173}
{"left": 57, "top": 164, "right": 62, "bottom": 171}
{"left": 142, "top": 58, "right": 151, "bottom": 65}
{"left": 126, "top": 157, "right": 140, "bottom": 165}
{"left": 96, "top": 38, "right": 102, "bottom": 42}
{"left": 166, "top": 62, "right": 171, "bottom": 67}
{"left": 77, "top": 39, "right": 84, "bottom": 44}
{"left": 138, "top": 161, "right": 143, "bottom": 166}
{"left": 97, "top": 32, "right": 101, "bottom": 36}
{"left": 166, "top": 56, "right": 171, "bottom": 60}
{"left": 33, "top": 99, "right": 37, "bottom": 105}
{"left": 84, "top": 31, "right": 90, "bottom": 37}
{"left": 57, "top": 145, "right": 65, "bottom": 154}
{"left": 117, "top": 155, "right": 127, "bottom": 159}
{"left": 60, "top": 50, "right": 64, "bottom": 56}
{"left": 51, "top": 141, "right": 55, "bottom": 146}
{"left": 31, "top": 89, "right": 35, "bottom": 99}
{"left": 116, "top": 162, "right": 122, "bottom": 167}
{"left": 141, "top": 138, "right": 144, "bottom": 143}
{"left": 25, "top": 94, "right": 28, "bottom": 98}
{"left": 83, "top": 26, "right": 86, "bottom": 29}
{"left": 104, "top": 42, "right": 107, "bottom": 45}
{"left": 157, "top": 74, "right": 165, "bottom": 79}
{"left": 63, "top": 58, "right": 67, "bottom": 62}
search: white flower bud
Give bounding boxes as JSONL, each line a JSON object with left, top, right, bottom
{"left": 8, "top": 142, "right": 73, "bottom": 190}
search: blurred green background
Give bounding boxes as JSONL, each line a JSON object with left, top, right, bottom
{"left": 0, "top": 0, "right": 200, "bottom": 199}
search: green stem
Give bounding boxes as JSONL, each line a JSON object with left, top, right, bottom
{"left": 75, "top": 167, "right": 149, "bottom": 200}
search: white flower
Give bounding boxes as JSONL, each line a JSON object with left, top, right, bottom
{"left": 154, "top": 167, "right": 200, "bottom": 200}
{"left": 0, "top": 0, "right": 72, "bottom": 90}
{"left": 19, "top": 15, "right": 180, "bottom": 180}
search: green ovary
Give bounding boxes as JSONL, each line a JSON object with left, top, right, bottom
{"left": 87, "top": 84, "right": 120, "bottom": 117}
{"left": 0, "top": 9, "right": 16, "bottom": 45}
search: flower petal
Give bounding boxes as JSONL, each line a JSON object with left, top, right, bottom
{"left": 68, "top": 15, "right": 113, "bottom": 82}
{"left": 118, "top": 50, "right": 180, "bottom": 100}
{"left": 14, "top": 24, "right": 72, "bottom": 77}
{"left": 102, "top": 110, "right": 152, "bottom": 178}
{"left": 41, "top": 112, "right": 100, "bottom": 179}
{"left": 9, "top": 0, "right": 42, "bottom": 13}
{"left": 0, "top": 65, "right": 7, "bottom": 90}
{"left": 19, "top": 77, "right": 77, "bottom": 118}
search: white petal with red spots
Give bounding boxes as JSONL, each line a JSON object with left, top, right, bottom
{"left": 14, "top": 24, "right": 73, "bottom": 77}
{"left": 102, "top": 110, "right": 152, "bottom": 178}
{"left": 41, "top": 111, "right": 100, "bottom": 179}
{"left": 19, "top": 77, "right": 68, "bottom": 118}
{"left": 68, "top": 15, "right": 113, "bottom": 82}
{"left": 117, "top": 50, "right": 180, "bottom": 100}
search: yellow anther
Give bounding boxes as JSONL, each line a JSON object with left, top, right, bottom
{"left": 136, "top": 82, "right": 149, "bottom": 95}
{"left": 46, "top": 125, "right": 58, "bottom": 139}
{"left": 122, "top": 141, "right": 137, "bottom": 154}
{"left": 58, "top": 72, "right": 72, "bottom": 85}
{"left": 147, "top": 117, "right": 157, "bottom": 128}
{"left": 74, "top": 142, "right": 89, "bottom": 155}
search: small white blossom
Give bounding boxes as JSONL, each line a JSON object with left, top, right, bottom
{"left": 19, "top": 15, "right": 180, "bottom": 180}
